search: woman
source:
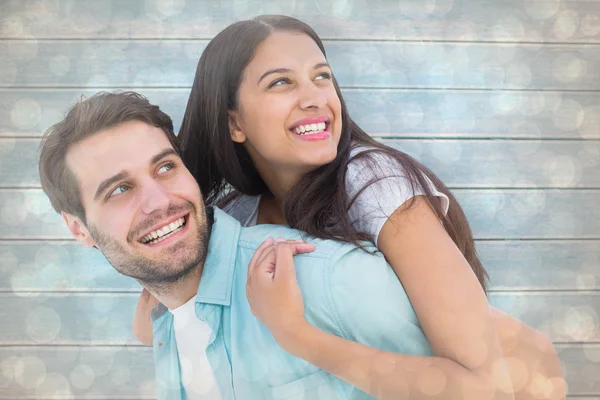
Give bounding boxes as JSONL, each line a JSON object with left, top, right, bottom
{"left": 135, "top": 15, "right": 565, "bottom": 399}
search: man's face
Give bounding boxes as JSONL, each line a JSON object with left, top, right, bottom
{"left": 65, "top": 120, "right": 208, "bottom": 284}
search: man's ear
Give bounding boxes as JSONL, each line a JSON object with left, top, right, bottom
{"left": 62, "top": 212, "right": 96, "bottom": 247}
{"left": 228, "top": 110, "right": 246, "bottom": 144}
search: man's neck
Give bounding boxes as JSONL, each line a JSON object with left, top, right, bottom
{"left": 143, "top": 262, "right": 204, "bottom": 310}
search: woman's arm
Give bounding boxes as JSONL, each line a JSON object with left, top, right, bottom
{"left": 247, "top": 198, "right": 563, "bottom": 400}
{"left": 133, "top": 288, "right": 157, "bottom": 346}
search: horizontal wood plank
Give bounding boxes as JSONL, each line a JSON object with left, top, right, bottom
{"left": 0, "top": 292, "right": 598, "bottom": 344}
{"left": 3, "top": 40, "right": 600, "bottom": 90}
{"left": 1, "top": 89, "right": 599, "bottom": 139}
{"left": 1, "top": 188, "right": 597, "bottom": 239}
{"left": 1, "top": 240, "right": 599, "bottom": 292}
{"left": 0, "top": 346, "right": 155, "bottom": 398}
{"left": 2, "top": 0, "right": 600, "bottom": 43}
{"left": 0, "top": 342, "right": 598, "bottom": 397}
{"left": 7, "top": 138, "right": 599, "bottom": 188}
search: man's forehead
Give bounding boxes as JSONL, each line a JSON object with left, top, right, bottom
{"left": 66, "top": 121, "right": 175, "bottom": 188}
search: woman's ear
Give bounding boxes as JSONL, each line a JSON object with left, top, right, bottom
{"left": 228, "top": 110, "right": 246, "bottom": 143}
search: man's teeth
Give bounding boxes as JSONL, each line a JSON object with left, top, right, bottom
{"left": 293, "top": 122, "right": 327, "bottom": 135}
{"left": 141, "top": 217, "right": 186, "bottom": 244}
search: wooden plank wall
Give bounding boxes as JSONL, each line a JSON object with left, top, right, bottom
{"left": 1, "top": 0, "right": 599, "bottom": 398}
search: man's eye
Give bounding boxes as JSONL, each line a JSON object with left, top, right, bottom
{"left": 158, "top": 163, "right": 174, "bottom": 174}
{"left": 109, "top": 184, "right": 129, "bottom": 197}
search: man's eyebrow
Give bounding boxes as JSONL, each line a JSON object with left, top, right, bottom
{"left": 93, "top": 149, "right": 177, "bottom": 201}
{"left": 257, "top": 62, "right": 331, "bottom": 85}
{"left": 150, "top": 148, "right": 178, "bottom": 165}
{"left": 94, "top": 171, "right": 129, "bottom": 201}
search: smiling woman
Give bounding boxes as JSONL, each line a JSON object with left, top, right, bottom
{"left": 132, "top": 15, "right": 565, "bottom": 400}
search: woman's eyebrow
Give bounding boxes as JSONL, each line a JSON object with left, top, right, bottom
{"left": 257, "top": 62, "right": 331, "bottom": 85}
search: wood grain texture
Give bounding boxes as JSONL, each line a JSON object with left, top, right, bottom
{"left": 2, "top": 0, "right": 600, "bottom": 43}
{"left": 2, "top": 188, "right": 597, "bottom": 239}
{"left": 2, "top": 89, "right": 599, "bottom": 139}
{"left": 1, "top": 240, "right": 598, "bottom": 292}
{"left": 6, "top": 138, "right": 600, "bottom": 188}
{"left": 0, "top": 292, "right": 598, "bottom": 344}
{"left": 2, "top": 40, "right": 599, "bottom": 90}
{"left": 0, "top": 343, "right": 597, "bottom": 397}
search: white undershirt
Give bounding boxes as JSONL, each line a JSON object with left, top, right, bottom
{"left": 170, "top": 296, "right": 222, "bottom": 399}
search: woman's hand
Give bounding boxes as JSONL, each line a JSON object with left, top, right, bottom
{"left": 133, "top": 288, "right": 159, "bottom": 346}
{"left": 246, "top": 237, "right": 315, "bottom": 345}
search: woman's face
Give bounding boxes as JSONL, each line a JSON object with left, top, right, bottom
{"left": 229, "top": 31, "right": 343, "bottom": 179}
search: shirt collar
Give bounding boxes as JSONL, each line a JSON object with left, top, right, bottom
{"left": 194, "top": 206, "right": 241, "bottom": 306}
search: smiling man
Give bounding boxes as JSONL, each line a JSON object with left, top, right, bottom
{"left": 38, "top": 92, "right": 562, "bottom": 400}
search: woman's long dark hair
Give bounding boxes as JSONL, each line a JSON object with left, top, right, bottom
{"left": 178, "top": 15, "right": 488, "bottom": 291}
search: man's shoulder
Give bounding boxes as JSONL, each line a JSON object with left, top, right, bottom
{"left": 237, "top": 223, "right": 378, "bottom": 261}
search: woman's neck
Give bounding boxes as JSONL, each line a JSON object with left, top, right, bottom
{"left": 257, "top": 192, "right": 287, "bottom": 225}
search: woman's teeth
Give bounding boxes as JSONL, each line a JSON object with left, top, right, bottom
{"left": 293, "top": 122, "right": 327, "bottom": 135}
{"left": 141, "top": 217, "right": 186, "bottom": 244}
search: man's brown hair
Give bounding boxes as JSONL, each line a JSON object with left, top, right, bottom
{"left": 39, "top": 91, "right": 179, "bottom": 223}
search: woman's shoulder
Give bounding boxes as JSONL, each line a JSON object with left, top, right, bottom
{"left": 220, "top": 192, "right": 261, "bottom": 226}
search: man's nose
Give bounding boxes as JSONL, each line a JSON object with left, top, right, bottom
{"left": 140, "top": 180, "right": 170, "bottom": 215}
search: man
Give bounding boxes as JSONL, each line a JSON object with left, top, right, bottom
{"left": 39, "top": 92, "right": 564, "bottom": 400}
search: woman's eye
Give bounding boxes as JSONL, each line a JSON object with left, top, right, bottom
{"left": 109, "top": 184, "right": 129, "bottom": 198}
{"left": 315, "top": 72, "right": 332, "bottom": 80}
{"left": 158, "top": 163, "right": 174, "bottom": 174}
{"left": 268, "top": 78, "right": 291, "bottom": 88}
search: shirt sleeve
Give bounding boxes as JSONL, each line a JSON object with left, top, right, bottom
{"left": 345, "top": 150, "right": 450, "bottom": 246}
{"left": 325, "top": 245, "right": 433, "bottom": 357}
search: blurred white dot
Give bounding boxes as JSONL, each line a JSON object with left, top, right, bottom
{"left": 111, "top": 365, "right": 131, "bottom": 386}
{"left": 399, "top": 1, "right": 437, "bottom": 18}
{"left": 579, "top": 143, "right": 600, "bottom": 167}
{"left": 79, "top": 349, "right": 115, "bottom": 377}
{"left": 10, "top": 98, "right": 42, "bottom": 130}
{"left": 545, "top": 155, "right": 581, "bottom": 186}
{"left": 36, "top": 244, "right": 70, "bottom": 269}
{"left": 35, "top": 373, "right": 74, "bottom": 399}
{"left": 448, "top": 21, "right": 476, "bottom": 41}
{"left": 1, "top": 194, "right": 28, "bottom": 226}
{"left": 10, "top": 266, "right": 41, "bottom": 293}
{"left": 493, "top": 16, "right": 525, "bottom": 42}
{"left": 418, "top": 367, "right": 447, "bottom": 395}
{"left": 513, "top": 190, "right": 546, "bottom": 217}
{"left": 14, "top": 356, "right": 46, "bottom": 389}
{"left": 93, "top": 295, "right": 116, "bottom": 313}
{"left": 139, "top": 379, "right": 157, "bottom": 396}
{"left": 0, "top": 251, "right": 18, "bottom": 274}
{"left": 26, "top": 306, "right": 61, "bottom": 343}
{"left": 553, "top": 53, "right": 586, "bottom": 83}
{"left": 554, "top": 10, "right": 580, "bottom": 40}
{"left": 578, "top": 105, "right": 600, "bottom": 139}
{"left": 584, "top": 344, "right": 600, "bottom": 362}
{"left": 492, "top": 45, "right": 517, "bottom": 65}
{"left": 0, "top": 58, "right": 18, "bottom": 85}
{"left": 0, "top": 357, "right": 19, "bottom": 388}
{"left": 399, "top": 102, "right": 424, "bottom": 129}
{"left": 87, "top": 74, "right": 110, "bottom": 87}
{"left": 576, "top": 273, "right": 596, "bottom": 290}
{"left": 580, "top": 14, "right": 600, "bottom": 37}
{"left": 511, "top": 121, "right": 542, "bottom": 139}
{"left": 520, "top": 94, "right": 546, "bottom": 116}
{"left": 70, "top": 364, "right": 95, "bottom": 390}
{"left": 543, "top": 91, "right": 563, "bottom": 111}
{"left": 432, "top": 0, "right": 454, "bottom": 16}
{"left": 8, "top": 36, "right": 38, "bottom": 62}
{"left": 524, "top": 0, "right": 560, "bottom": 20}
{"left": 484, "top": 63, "right": 506, "bottom": 87}
{"left": 39, "top": 107, "right": 66, "bottom": 133}
{"left": 332, "top": 0, "right": 352, "bottom": 18}
{"left": 0, "top": 137, "right": 16, "bottom": 155}
{"left": 431, "top": 141, "right": 462, "bottom": 164}
{"left": 506, "top": 63, "right": 532, "bottom": 88}
{"left": 1, "top": 16, "right": 24, "bottom": 36}
{"left": 553, "top": 99, "right": 584, "bottom": 131}
{"left": 49, "top": 55, "right": 71, "bottom": 77}
{"left": 154, "top": 0, "right": 186, "bottom": 17}
{"left": 490, "top": 92, "right": 522, "bottom": 114}
{"left": 563, "top": 306, "right": 598, "bottom": 341}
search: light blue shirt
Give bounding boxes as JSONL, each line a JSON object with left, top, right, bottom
{"left": 152, "top": 208, "right": 432, "bottom": 399}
